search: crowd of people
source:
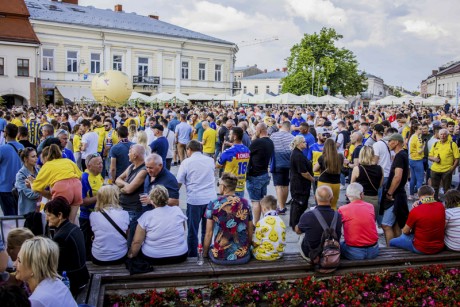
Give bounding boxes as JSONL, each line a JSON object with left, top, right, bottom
{"left": 0, "top": 99, "right": 460, "bottom": 305}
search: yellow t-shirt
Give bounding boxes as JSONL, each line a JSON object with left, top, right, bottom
{"left": 401, "top": 125, "right": 410, "bottom": 149}
{"left": 429, "top": 141, "right": 460, "bottom": 173}
{"left": 73, "top": 134, "right": 82, "bottom": 153}
{"left": 347, "top": 144, "right": 355, "bottom": 161}
{"left": 93, "top": 126, "right": 106, "bottom": 152}
{"left": 202, "top": 128, "right": 217, "bottom": 154}
{"left": 104, "top": 129, "right": 119, "bottom": 146}
{"left": 191, "top": 120, "right": 201, "bottom": 140}
{"left": 123, "top": 118, "right": 139, "bottom": 129}
{"left": 409, "top": 135, "right": 424, "bottom": 160}
{"left": 32, "top": 159, "right": 82, "bottom": 191}
{"left": 84, "top": 170, "right": 104, "bottom": 198}
{"left": 11, "top": 118, "right": 24, "bottom": 127}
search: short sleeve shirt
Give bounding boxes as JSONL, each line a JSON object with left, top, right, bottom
{"left": 205, "top": 195, "right": 253, "bottom": 261}
{"left": 253, "top": 213, "right": 286, "bottom": 260}
{"left": 386, "top": 150, "right": 409, "bottom": 193}
{"left": 144, "top": 167, "right": 179, "bottom": 199}
{"left": 109, "top": 141, "right": 133, "bottom": 179}
{"left": 217, "top": 144, "right": 250, "bottom": 192}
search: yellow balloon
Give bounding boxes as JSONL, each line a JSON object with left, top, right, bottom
{"left": 91, "top": 70, "right": 133, "bottom": 106}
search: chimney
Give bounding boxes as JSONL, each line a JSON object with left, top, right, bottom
{"left": 276, "top": 68, "right": 280, "bottom": 71}
{"left": 61, "top": 0, "right": 79, "bottom": 4}
{"left": 264, "top": 69, "right": 267, "bottom": 73}
{"left": 254, "top": 64, "right": 257, "bottom": 67}
{"left": 114, "top": 4, "right": 123, "bottom": 12}
{"left": 282, "top": 67, "right": 287, "bottom": 72}
{"left": 148, "top": 14, "right": 159, "bottom": 20}
{"left": 432, "top": 70, "right": 438, "bottom": 75}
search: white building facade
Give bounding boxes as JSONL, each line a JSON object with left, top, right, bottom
{"left": 422, "top": 62, "right": 460, "bottom": 98}
{"left": 361, "top": 73, "right": 385, "bottom": 101}
{"left": 26, "top": 0, "right": 237, "bottom": 105}
{"left": 240, "top": 70, "right": 287, "bottom": 95}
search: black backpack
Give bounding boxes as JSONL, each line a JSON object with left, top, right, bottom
{"left": 309, "top": 210, "right": 341, "bottom": 273}
{"left": 336, "top": 130, "right": 350, "bottom": 149}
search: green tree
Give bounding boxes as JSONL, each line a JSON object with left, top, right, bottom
{"left": 281, "top": 27, "right": 367, "bottom": 96}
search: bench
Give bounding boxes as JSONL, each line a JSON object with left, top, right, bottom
{"left": 76, "top": 248, "right": 460, "bottom": 306}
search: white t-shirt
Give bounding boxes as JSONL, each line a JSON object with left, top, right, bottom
{"left": 81, "top": 131, "right": 99, "bottom": 159}
{"left": 163, "top": 128, "right": 175, "bottom": 159}
{"left": 445, "top": 207, "right": 460, "bottom": 251}
{"left": 137, "top": 206, "right": 188, "bottom": 258}
{"left": 29, "top": 278, "right": 77, "bottom": 307}
{"left": 90, "top": 208, "right": 129, "bottom": 261}
{"left": 373, "top": 140, "right": 392, "bottom": 177}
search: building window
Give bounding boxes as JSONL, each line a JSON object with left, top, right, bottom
{"left": 137, "top": 57, "right": 148, "bottom": 76}
{"left": 255, "top": 86, "right": 258, "bottom": 94}
{"left": 243, "top": 86, "right": 247, "bottom": 94}
{"left": 278, "top": 84, "right": 282, "bottom": 94}
{"left": 215, "top": 64, "right": 222, "bottom": 81}
{"left": 17, "top": 59, "right": 29, "bottom": 77}
{"left": 181, "top": 61, "right": 189, "bottom": 79}
{"left": 67, "top": 51, "right": 78, "bottom": 72}
{"left": 42, "top": 48, "right": 54, "bottom": 71}
{"left": 266, "top": 85, "right": 270, "bottom": 93}
{"left": 113, "top": 55, "right": 122, "bottom": 71}
{"left": 199, "top": 63, "right": 206, "bottom": 81}
{"left": 90, "top": 53, "right": 101, "bottom": 74}
{"left": 0, "top": 57, "right": 4, "bottom": 75}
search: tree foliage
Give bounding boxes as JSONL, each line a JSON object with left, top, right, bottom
{"left": 281, "top": 28, "right": 367, "bottom": 96}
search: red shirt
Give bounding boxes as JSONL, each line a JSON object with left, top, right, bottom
{"left": 338, "top": 200, "right": 379, "bottom": 247}
{"left": 406, "top": 201, "right": 445, "bottom": 254}
{"left": 388, "top": 115, "right": 396, "bottom": 122}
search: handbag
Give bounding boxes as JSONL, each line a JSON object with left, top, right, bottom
{"left": 125, "top": 256, "right": 154, "bottom": 275}
{"left": 100, "top": 209, "right": 127, "bottom": 239}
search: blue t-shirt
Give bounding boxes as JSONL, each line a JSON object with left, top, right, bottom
{"left": 0, "top": 118, "right": 7, "bottom": 132}
{"left": 167, "top": 119, "right": 180, "bottom": 132}
{"left": 150, "top": 136, "right": 169, "bottom": 165}
{"left": 291, "top": 117, "right": 305, "bottom": 136}
{"left": 0, "top": 142, "right": 24, "bottom": 192}
{"left": 109, "top": 140, "right": 133, "bottom": 179}
{"left": 209, "top": 122, "right": 217, "bottom": 130}
{"left": 301, "top": 132, "right": 316, "bottom": 158}
{"left": 63, "top": 148, "right": 76, "bottom": 163}
{"left": 195, "top": 122, "right": 205, "bottom": 141}
{"left": 144, "top": 167, "right": 180, "bottom": 199}
{"left": 175, "top": 122, "right": 192, "bottom": 145}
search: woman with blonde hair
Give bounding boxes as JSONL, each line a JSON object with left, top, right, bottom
{"left": 313, "top": 138, "right": 343, "bottom": 210}
{"left": 90, "top": 185, "right": 129, "bottom": 265}
{"left": 14, "top": 237, "right": 77, "bottom": 307}
{"left": 128, "top": 124, "right": 137, "bottom": 142}
{"left": 7, "top": 228, "right": 34, "bottom": 262}
{"left": 351, "top": 145, "right": 384, "bottom": 218}
{"left": 134, "top": 130, "right": 151, "bottom": 157}
{"left": 128, "top": 185, "right": 188, "bottom": 265}
{"left": 29, "top": 144, "right": 82, "bottom": 224}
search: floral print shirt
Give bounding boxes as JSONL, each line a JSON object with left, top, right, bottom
{"left": 205, "top": 195, "right": 253, "bottom": 261}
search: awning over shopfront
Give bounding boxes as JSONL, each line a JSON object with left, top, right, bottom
{"left": 56, "top": 86, "right": 95, "bottom": 102}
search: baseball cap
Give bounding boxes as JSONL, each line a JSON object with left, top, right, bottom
{"left": 316, "top": 127, "right": 330, "bottom": 135}
{"left": 152, "top": 124, "right": 164, "bottom": 131}
{"left": 387, "top": 133, "right": 404, "bottom": 142}
{"left": 432, "top": 120, "right": 441, "bottom": 127}
{"left": 29, "top": 113, "right": 36, "bottom": 120}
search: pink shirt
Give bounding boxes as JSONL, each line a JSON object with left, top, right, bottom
{"left": 338, "top": 199, "right": 379, "bottom": 246}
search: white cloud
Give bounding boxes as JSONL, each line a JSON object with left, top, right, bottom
{"left": 403, "top": 20, "right": 448, "bottom": 40}
{"left": 285, "top": 0, "right": 347, "bottom": 27}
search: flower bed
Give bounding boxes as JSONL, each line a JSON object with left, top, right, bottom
{"left": 105, "top": 265, "right": 460, "bottom": 306}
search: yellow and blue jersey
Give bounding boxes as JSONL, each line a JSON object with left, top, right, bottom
{"left": 218, "top": 144, "right": 250, "bottom": 192}
{"left": 27, "top": 121, "right": 41, "bottom": 145}
{"left": 307, "top": 143, "right": 324, "bottom": 177}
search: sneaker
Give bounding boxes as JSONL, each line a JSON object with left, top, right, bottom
{"left": 277, "top": 208, "right": 287, "bottom": 215}
{"left": 340, "top": 185, "right": 346, "bottom": 190}
{"left": 408, "top": 195, "right": 415, "bottom": 201}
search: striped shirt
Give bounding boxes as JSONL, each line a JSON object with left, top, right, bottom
{"left": 445, "top": 207, "right": 460, "bottom": 251}
{"left": 270, "top": 130, "right": 294, "bottom": 170}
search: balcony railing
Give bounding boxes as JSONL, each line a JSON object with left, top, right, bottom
{"left": 232, "top": 81, "right": 241, "bottom": 89}
{"left": 133, "top": 75, "right": 160, "bottom": 85}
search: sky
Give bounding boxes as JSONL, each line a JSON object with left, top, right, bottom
{"left": 80, "top": 0, "right": 460, "bottom": 91}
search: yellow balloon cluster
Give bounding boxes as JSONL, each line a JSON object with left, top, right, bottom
{"left": 91, "top": 70, "right": 133, "bottom": 106}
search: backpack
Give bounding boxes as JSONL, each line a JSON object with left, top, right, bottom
{"left": 336, "top": 130, "right": 350, "bottom": 149}
{"left": 309, "top": 210, "right": 340, "bottom": 273}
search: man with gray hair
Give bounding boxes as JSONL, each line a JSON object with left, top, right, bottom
{"left": 295, "top": 185, "right": 342, "bottom": 261}
{"left": 37, "top": 123, "right": 54, "bottom": 154}
{"left": 116, "top": 144, "right": 148, "bottom": 245}
{"left": 177, "top": 140, "right": 216, "bottom": 257}
{"left": 143, "top": 153, "right": 179, "bottom": 207}
{"left": 337, "top": 183, "right": 379, "bottom": 260}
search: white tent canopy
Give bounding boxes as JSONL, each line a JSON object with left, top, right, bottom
{"left": 424, "top": 95, "right": 448, "bottom": 106}
{"left": 271, "top": 93, "right": 305, "bottom": 105}
{"left": 373, "top": 95, "right": 398, "bottom": 106}
{"left": 300, "top": 94, "right": 319, "bottom": 104}
{"left": 150, "top": 92, "right": 174, "bottom": 102}
{"left": 188, "top": 93, "right": 214, "bottom": 101}
{"left": 232, "top": 93, "right": 251, "bottom": 103}
{"left": 248, "top": 93, "right": 276, "bottom": 104}
{"left": 129, "top": 91, "right": 150, "bottom": 101}
{"left": 317, "top": 95, "right": 348, "bottom": 105}
{"left": 214, "top": 93, "right": 234, "bottom": 101}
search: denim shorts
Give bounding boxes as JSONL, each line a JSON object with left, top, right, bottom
{"left": 246, "top": 173, "right": 270, "bottom": 201}
{"left": 381, "top": 205, "right": 396, "bottom": 227}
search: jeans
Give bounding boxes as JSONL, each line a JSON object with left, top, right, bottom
{"left": 126, "top": 210, "right": 143, "bottom": 247}
{"left": 235, "top": 191, "right": 245, "bottom": 198}
{"left": 208, "top": 249, "right": 251, "bottom": 265}
{"left": 166, "top": 158, "right": 172, "bottom": 170}
{"left": 409, "top": 159, "right": 424, "bottom": 195}
{"left": 340, "top": 172, "right": 346, "bottom": 186}
{"left": 431, "top": 170, "right": 453, "bottom": 200}
{"left": 340, "top": 242, "right": 379, "bottom": 260}
{"left": 389, "top": 234, "right": 422, "bottom": 254}
{"left": 0, "top": 192, "right": 17, "bottom": 216}
{"left": 186, "top": 203, "right": 208, "bottom": 257}
{"left": 246, "top": 173, "right": 270, "bottom": 201}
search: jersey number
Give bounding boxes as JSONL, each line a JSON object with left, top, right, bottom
{"left": 238, "top": 162, "right": 248, "bottom": 175}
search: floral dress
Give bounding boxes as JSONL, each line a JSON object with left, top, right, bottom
{"left": 205, "top": 195, "right": 253, "bottom": 261}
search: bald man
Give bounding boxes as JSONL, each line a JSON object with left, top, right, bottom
{"left": 295, "top": 186, "right": 342, "bottom": 261}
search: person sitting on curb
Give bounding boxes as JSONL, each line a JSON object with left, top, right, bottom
{"left": 338, "top": 183, "right": 379, "bottom": 260}
{"left": 295, "top": 185, "right": 342, "bottom": 262}
{"left": 252, "top": 195, "right": 286, "bottom": 261}
{"left": 390, "top": 185, "right": 445, "bottom": 254}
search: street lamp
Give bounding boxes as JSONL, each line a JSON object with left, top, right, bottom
{"left": 306, "top": 64, "right": 323, "bottom": 95}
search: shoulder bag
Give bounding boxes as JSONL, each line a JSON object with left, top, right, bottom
{"left": 100, "top": 209, "right": 127, "bottom": 240}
